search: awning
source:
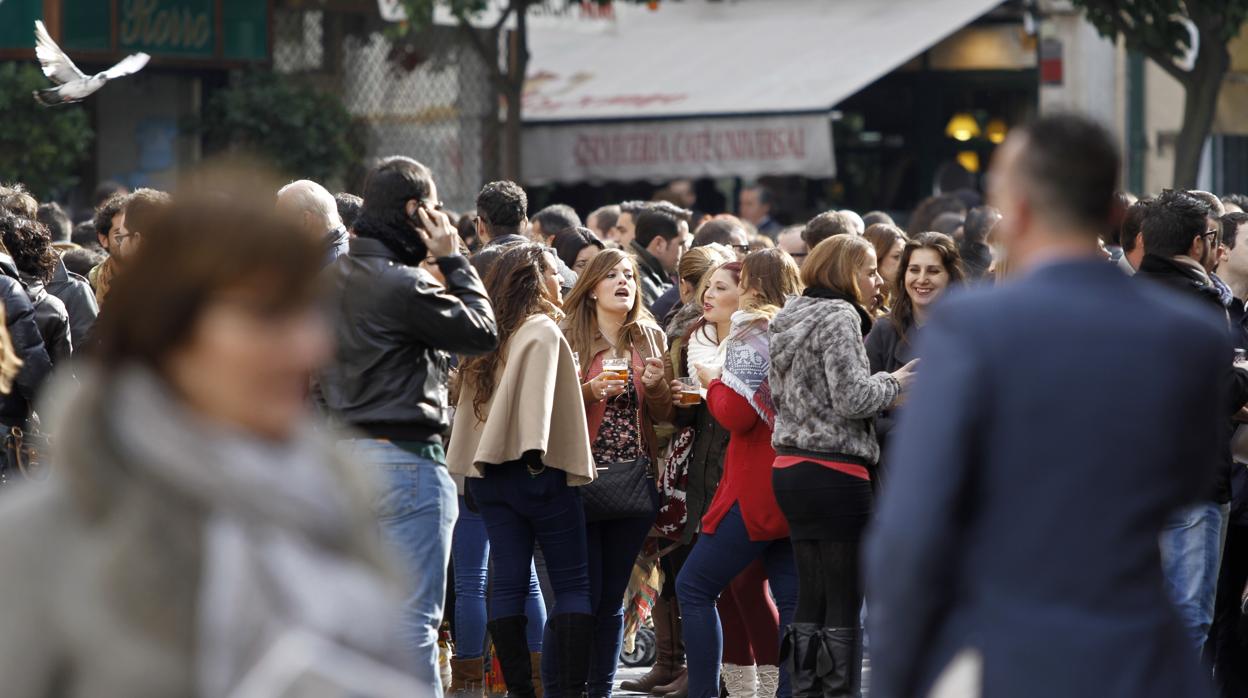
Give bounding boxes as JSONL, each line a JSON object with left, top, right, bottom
{"left": 521, "top": 0, "right": 1003, "bottom": 185}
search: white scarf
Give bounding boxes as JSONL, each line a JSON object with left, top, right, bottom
{"left": 686, "top": 323, "right": 728, "bottom": 395}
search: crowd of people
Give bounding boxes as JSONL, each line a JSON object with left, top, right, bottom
{"left": 0, "top": 112, "right": 1241, "bottom": 698}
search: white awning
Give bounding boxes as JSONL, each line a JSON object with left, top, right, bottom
{"left": 521, "top": 0, "right": 1003, "bottom": 185}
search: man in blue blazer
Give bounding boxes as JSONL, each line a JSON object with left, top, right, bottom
{"left": 865, "top": 114, "right": 1225, "bottom": 698}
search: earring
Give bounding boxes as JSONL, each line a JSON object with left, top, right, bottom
{"left": 591, "top": 295, "right": 597, "bottom": 300}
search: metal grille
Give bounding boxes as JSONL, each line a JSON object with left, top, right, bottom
{"left": 1212, "top": 134, "right": 1248, "bottom": 196}
{"left": 270, "top": 6, "right": 499, "bottom": 213}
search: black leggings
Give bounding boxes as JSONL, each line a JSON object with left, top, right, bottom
{"left": 792, "top": 539, "right": 861, "bottom": 628}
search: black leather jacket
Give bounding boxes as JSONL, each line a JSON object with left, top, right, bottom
{"left": 318, "top": 237, "right": 497, "bottom": 443}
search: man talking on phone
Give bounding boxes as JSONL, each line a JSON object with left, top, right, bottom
{"left": 319, "top": 156, "right": 498, "bottom": 693}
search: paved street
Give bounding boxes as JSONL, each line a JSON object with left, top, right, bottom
{"left": 610, "top": 656, "right": 872, "bottom": 696}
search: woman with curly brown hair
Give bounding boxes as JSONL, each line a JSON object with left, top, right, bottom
{"left": 0, "top": 213, "right": 70, "bottom": 364}
{"left": 448, "top": 243, "right": 597, "bottom": 698}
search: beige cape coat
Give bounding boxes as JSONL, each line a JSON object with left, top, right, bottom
{"left": 447, "top": 314, "right": 595, "bottom": 485}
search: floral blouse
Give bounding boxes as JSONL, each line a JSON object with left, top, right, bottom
{"left": 592, "top": 378, "right": 642, "bottom": 463}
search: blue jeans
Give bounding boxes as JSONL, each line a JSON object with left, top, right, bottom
{"left": 345, "top": 439, "right": 457, "bottom": 694}
{"left": 541, "top": 512, "right": 656, "bottom": 698}
{"left": 677, "top": 505, "right": 798, "bottom": 698}
{"left": 1159, "top": 501, "right": 1228, "bottom": 652}
{"left": 453, "top": 495, "right": 546, "bottom": 658}
{"left": 468, "top": 464, "right": 592, "bottom": 619}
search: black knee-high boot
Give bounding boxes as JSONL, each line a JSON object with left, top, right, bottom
{"left": 780, "top": 623, "right": 824, "bottom": 698}
{"left": 818, "top": 627, "right": 860, "bottom": 698}
{"left": 550, "top": 613, "right": 595, "bottom": 698}
{"left": 489, "top": 616, "right": 537, "bottom": 698}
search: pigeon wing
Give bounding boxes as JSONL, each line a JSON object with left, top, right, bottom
{"left": 33, "top": 20, "right": 85, "bottom": 85}
{"left": 99, "top": 53, "right": 150, "bottom": 81}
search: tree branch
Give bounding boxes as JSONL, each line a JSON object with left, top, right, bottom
{"left": 456, "top": 19, "right": 509, "bottom": 90}
{"left": 491, "top": 3, "right": 515, "bottom": 33}
{"left": 1107, "top": 8, "right": 1190, "bottom": 84}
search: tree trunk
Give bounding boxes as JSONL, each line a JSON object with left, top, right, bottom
{"left": 502, "top": 74, "right": 524, "bottom": 181}
{"left": 1172, "top": 39, "right": 1228, "bottom": 189}
{"left": 501, "top": 3, "right": 530, "bottom": 182}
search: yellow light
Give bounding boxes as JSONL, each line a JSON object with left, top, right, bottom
{"left": 985, "top": 118, "right": 1008, "bottom": 144}
{"left": 957, "top": 150, "right": 980, "bottom": 173}
{"left": 945, "top": 112, "right": 981, "bottom": 142}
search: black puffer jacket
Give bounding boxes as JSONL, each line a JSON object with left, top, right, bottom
{"left": 21, "top": 276, "right": 71, "bottom": 365}
{"left": 0, "top": 273, "right": 52, "bottom": 426}
{"left": 46, "top": 258, "right": 97, "bottom": 350}
{"left": 318, "top": 237, "right": 497, "bottom": 443}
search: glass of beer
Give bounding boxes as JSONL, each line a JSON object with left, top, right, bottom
{"left": 675, "top": 377, "right": 702, "bottom": 405}
{"left": 602, "top": 357, "right": 630, "bottom": 382}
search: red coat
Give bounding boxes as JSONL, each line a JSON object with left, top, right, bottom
{"left": 701, "top": 380, "right": 790, "bottom": 541}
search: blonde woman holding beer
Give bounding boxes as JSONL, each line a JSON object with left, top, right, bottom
{"left": 557, "top": 248, "right": 674, "bottom": 698}
{"left": 676, "top": 249, "right": 804, "bottom": 698}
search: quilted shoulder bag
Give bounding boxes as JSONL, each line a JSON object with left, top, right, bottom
{"left": 580, "top": 386, "right": 659, "bottom": 522}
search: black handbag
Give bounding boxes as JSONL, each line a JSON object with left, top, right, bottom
{"left": 580, "top": 455, "right": 658, "bottom": 522}
{"left": 581, "top": 385, "right": 659, "bottom": 522}
{"left": 0, "top": 425, "right": 49, "bottom": 486}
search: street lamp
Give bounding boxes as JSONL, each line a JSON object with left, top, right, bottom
{"left": 945, "top": 112, "right": 981, "bottom": 142}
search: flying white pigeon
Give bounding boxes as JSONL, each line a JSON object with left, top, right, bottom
{"left": 32, "top": 20, "right": 150, "bottom": 106}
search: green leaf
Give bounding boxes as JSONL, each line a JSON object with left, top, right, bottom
{"left": 0, "top": 62, "right": 94, "bottom": 200}
{"left": 189, "top": 70, "right": 363, "bottom": 185}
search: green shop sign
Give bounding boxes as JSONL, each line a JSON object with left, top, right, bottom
{"left": 0, "top": 0, "right": 268, "bottom": 62}
{"left": 119, "top": 0, "right": 213, "bottom": 56}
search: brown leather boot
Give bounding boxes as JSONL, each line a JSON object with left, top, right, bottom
{"left": 622, "top": 596, "right": 685, "bottom": 693}
{"left": 656, "top": 669, "right": 688, "bottom": 698}
{"left": 450, "top": 657, "right": 485, "bottom": 698}
{"left": 530, "top": 652, "right": 543, "bottom": 698}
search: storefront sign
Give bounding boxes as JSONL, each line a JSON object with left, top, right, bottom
{"left": 522, "top": 114, "right": 835, "bottom": 185}
{"left": 0, "top": 0, "right": 268, "bottom": 62}
{"left": 120, "top": 0, "right": 213, "bottom": 56}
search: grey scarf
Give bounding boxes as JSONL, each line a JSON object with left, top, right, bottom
{"left": 109, "top": 368, "right": 417, "bottom": 697}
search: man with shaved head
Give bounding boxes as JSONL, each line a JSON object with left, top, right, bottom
{"left": 277, "top": 179, "right": 349, "bottom": 267}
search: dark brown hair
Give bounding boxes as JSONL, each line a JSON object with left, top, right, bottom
{"left": 0, "top": 213, "right": 58, "bottom": 283}
{"left": 889, "top": 232, "right": 965, "bottom": 346}
{"left": 92, "top": 192, "right": 128, "bottom": 246}
{"left": 93, "top": 177, "right": 323, "bottom": 374}
{"left": 458, "top": 243, "right": 561, "bottom": 421}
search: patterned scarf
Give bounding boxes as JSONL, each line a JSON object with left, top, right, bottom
{"left": 91, "top": 256, "right": 119, "bottom": 307}
{"left": 720, "top": 310, "right": 776, "bottom": 429}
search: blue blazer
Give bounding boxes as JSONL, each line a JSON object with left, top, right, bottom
{"left": 865, "top": 259, "right": 1224, "bottom": 698}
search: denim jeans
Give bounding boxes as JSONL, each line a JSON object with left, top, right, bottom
{"left": 1159, "top": 501, "right": 1228, "bottom": 653}
{"left": 344, "top": 439, "right": 458, "bottom": 695}
{"left": 468, "top": 465, "right": 592, "bottom": 620}
{"left": 541, "top": 512, "right": 656, "bottom": 698}
{"left": 677, "top": 505, "right": 798, "bottom": 698}
{"left": 453, "top": 495, "right": 546, "bottom": 658}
